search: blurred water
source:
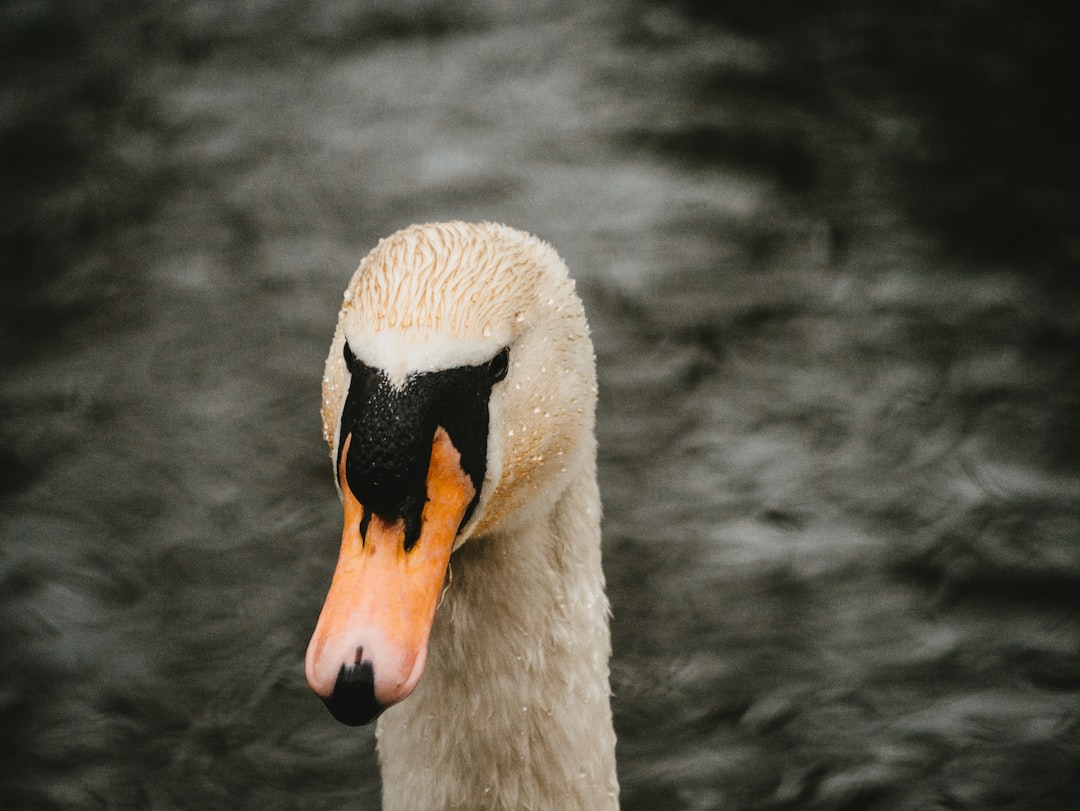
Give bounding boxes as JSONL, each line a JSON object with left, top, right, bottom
{"left": 2, "top": 1, "right": 1079, "bottom": 809}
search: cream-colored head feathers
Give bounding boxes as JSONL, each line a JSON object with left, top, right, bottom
{"left": 322, "top": 221, "right": 597, "bottom": 541}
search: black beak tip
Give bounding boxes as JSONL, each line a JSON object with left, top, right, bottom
{"left": 322, "top": 661, "right": 385, "bottom": 726}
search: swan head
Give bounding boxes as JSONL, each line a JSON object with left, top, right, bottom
{"left": 305, "top": 222, "right": 596, "bottom": 725}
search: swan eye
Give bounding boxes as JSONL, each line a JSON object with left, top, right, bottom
{"left": 343, "top": 342, "right": 378, "bottom": 391}
{"left": 487, "top": 347, "right": 510, "bottom": 383}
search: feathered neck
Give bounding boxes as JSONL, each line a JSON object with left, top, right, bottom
{"left": 374, "top": 449, "right": 619, "bottom": 810}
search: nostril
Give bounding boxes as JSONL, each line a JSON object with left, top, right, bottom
{"left": 322, "top": 661, "right": 384, "bottom": 726}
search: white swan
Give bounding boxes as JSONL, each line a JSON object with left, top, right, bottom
{"left": 304, "top": 222, "right": 619, "bottom": 810}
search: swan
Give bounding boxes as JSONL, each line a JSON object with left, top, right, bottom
{"left": 304, "top": 222, "right": 619, "bottom": 810}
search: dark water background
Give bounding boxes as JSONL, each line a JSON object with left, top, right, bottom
{"left": 2, "top": 2, "right": 1079, "bottom": 808}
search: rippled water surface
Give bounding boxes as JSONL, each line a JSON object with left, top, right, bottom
{"left": 2, "top": 2, "right": 1079, "bottom": 809}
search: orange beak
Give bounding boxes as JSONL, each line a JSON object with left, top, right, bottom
{"left": 304, "top": 426, "right": 476, "bottom": 724}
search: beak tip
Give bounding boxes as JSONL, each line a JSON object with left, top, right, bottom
{"left": 322, "top": 661, "right": 385, "bottom": 726}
